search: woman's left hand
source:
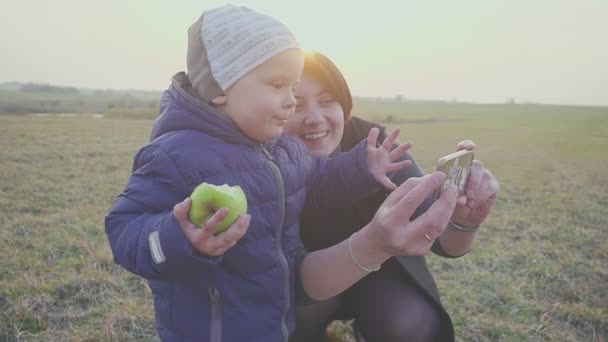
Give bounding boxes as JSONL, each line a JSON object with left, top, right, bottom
{"left": 450, "top": 140, "right": 500, "bottom": 228}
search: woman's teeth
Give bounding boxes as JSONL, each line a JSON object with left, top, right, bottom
{"left": 304, "top": 131, "right": 328, "bottom": 140}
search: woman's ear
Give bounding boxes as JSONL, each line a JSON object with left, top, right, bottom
{"left": 210, "top": 94, "right": 227, "bottom": 106}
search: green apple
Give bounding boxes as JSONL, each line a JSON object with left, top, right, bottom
{"left": 189, "top": 183, "right": 248, "bottom": 234}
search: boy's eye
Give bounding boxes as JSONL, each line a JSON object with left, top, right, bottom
{"left": 271, "top": 81, "right": 284, "bottom": 89}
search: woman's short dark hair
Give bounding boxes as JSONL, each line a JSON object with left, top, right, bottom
{"left": 303, "top": 51, "right": 353, "bottom": 120}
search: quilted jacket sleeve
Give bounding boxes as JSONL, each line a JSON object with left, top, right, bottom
{"left": 104, "top": 144, "right": 221, "bottom": 280}
{"left": 305, "top": 139, "right": 379, "bottom": 209}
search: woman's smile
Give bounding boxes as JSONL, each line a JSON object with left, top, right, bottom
{"left": 303, "top": 131, "right": 329, "bottom": 140}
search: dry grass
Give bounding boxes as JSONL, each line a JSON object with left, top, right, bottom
{"left": 1, "top": 102, "right": 606, "bottom": 341}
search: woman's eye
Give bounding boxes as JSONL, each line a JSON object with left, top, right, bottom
{"left": 271, "top": 82, "right": 284, "bottom": 89}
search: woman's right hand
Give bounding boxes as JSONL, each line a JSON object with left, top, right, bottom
{"left": 363, "top": 172, "right": 459, "bottom": 257}
{"left": 173, "top": 198, "right": 251, "bottom": 256}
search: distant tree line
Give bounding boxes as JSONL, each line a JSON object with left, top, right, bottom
{"left": 0, "top": 83, "right": 161, "bottom": 119}
{"left": 20, "top": 83, "right": 80, "bottom": 95}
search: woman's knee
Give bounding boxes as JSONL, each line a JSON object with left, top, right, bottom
{"left": 355, "top": 285, "right": 443, "bottom": 342}
{"left": 349, "top": 261, "right": 445, "bottom": 341}
{"left": 292, "top": 297, "right": 342, "bottom": 340}
{"left": 361, "top": 305, "right": 442, "bottom": 342}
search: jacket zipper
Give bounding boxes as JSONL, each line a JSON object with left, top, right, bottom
{"left": 208, "top": 287, "right": 222, "bottom": 342}
{"left": 260, "top": 144, "right": 290, "bottom": 342}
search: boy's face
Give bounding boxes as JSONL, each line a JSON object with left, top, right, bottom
{"left": 212, "top": 49, "right": 304, "bottom": 143}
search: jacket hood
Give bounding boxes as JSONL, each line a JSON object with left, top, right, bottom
{"left": 150, "top": 72, "right": 275, "bottom": 147}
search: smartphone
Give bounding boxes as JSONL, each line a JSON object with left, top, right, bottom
{"left": 433, "top": 149, "right": 474, "bottom": 200}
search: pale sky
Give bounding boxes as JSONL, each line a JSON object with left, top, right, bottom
{"left": 1, "top": 0, "right": 606, "bottom": 106}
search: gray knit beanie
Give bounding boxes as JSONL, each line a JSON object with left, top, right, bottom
{"left": 187, "top": 4, "right": 300, "bottom": 103}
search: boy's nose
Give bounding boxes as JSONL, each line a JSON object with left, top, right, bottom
{"left": 285, "top": 92, "right": 297, "bottom": 110}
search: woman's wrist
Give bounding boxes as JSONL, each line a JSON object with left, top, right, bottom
{"left": 348, "top": 233, "right": 380, "bottom": 272}
{"left": 350, "top": 227, "right": 391, "bottom": 271}
{"left": 448, "top": 218, "right": 481, "bottom": 233}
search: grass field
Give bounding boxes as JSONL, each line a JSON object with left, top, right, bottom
{"left": 1, "top": 102, "right": 607, "bottom": 341}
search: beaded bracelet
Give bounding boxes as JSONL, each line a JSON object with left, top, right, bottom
{"left": 449, "top": 219, "right": 481, "bottom": 232}
{"left": 348, "top": 233, "right": 381, "bottom": 273}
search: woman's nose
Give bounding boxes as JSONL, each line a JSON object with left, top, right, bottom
{"left": 303, "top": 104, "right": 323, "bottom": 124}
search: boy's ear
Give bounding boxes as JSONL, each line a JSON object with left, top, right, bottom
{"left": 210, "top": 94, "right": 227, "bottom": 105}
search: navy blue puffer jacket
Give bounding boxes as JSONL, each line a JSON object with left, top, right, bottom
{"left": 104, "top": 73, "right": 378, "bottom": 341}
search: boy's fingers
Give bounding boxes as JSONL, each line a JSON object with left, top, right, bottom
{"left": 382, "top": 128, "right": 400, "bottom": 150}
{"left": 214, "top": 214, "right": 250, "bottom": 247}
{"left": 173, "top": 198, "right": 211, "bottom": 248}
{"left": 173, "top": 198, "right": 189, "bottom": 220}
{"left": 378, "top": 176, "right": 397, "bottom": 191}
{"left": 214, "top": 239, "right": 239, "bottom": 255}
{"left": 388, "top": 142, "right": 412, "bottom": 161}
{"left": 196, "top": 208, "right": 230, "bottom": 241}
{"left": 386, "top": 160, "right": 412, "bottom": 174}
{"left": 173, "top": 198, "right": 195, "bottom": 230}
{"left": 367, "top": 127, "right": 380, "bottom": 148}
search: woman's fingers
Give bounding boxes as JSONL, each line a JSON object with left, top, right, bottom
{"left": 383, "top": 175, "right": 424, "bottom": 207}
{"left": 485, "top": 171, "right": 500, "bottom": 200}
{"left": 415, "top": 182, "right": 459, "bottom": 240}
{"left": 390, "top": 172, "right": 447, "bottom": 223}
{"left": 456, "top": 195, "right": 468, "bottom": 207}
{"left": 474, "top": 170, "right": 500, "bottom": 208}
{"left": 456, "top": 139, "right": 476, "bottom": 151}
{"left": 465, "top": 160, "right": 485, "bottom": 208}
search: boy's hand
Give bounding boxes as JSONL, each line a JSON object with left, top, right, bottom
{"left": 173, "top": 198, "right": 251, "bottom": 256}
{"left": 366, "top": 127, "right": 412, "bottom": 190}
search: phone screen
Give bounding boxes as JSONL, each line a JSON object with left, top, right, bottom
{"left": 433, "top": 149, "right": 474, "bottom": 199}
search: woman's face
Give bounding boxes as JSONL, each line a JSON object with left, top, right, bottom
{"left": 285, "top": 75, "right": 345, "bottom": 157}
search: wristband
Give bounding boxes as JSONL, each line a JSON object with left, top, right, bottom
{"left": 449, "top": 219, "right": 481, "bottom": 232}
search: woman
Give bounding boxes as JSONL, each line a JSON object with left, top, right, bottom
{"left": 286, "top": 52, "right": 499, "bottom": 342}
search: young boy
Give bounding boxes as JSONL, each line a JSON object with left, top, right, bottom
{"left": 105, "top": 5, "right": 411, "bottom": 341}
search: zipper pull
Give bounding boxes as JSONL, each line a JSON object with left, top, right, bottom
{"left": 260, "top": 144, "right": 274, "bottom": 160}
{"left": 208, "top": 287, "right": 219, "bottom": 304}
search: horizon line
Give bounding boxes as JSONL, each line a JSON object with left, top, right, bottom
{"left": 1, "top": 80, "right": 607, "bottom": 109}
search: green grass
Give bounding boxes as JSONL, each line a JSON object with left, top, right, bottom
{"left": 1, "top": 102, "right": 607, "bottom": 341}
